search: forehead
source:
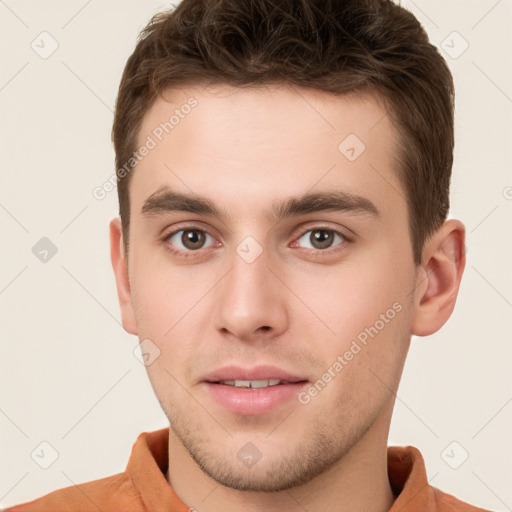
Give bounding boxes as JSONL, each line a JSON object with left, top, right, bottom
{"left": 138, "top": 83, "right": 394, "bottom": 150}
{"left": 131, "top": 83, "right": 403, "bottom": 221}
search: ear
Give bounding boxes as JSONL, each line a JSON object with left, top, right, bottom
{"left": 109, "top": 217, "right": 138, "bottom": 335}
{"left": 411, "top": 219, "right": 466, "bottom": 337}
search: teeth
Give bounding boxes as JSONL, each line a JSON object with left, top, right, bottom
{"left": 249, "top": 379, "right": 280, "bottom": 388}
{"left": 220, "top": 379, "right": 282, "bottom": 388}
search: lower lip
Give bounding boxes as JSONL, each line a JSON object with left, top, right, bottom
{"left": 204, "top": 382, "right": 308, "bottom": 415}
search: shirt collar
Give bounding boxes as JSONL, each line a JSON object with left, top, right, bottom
{"left": 126, "top": 428, "right": 437, "bottom": 511}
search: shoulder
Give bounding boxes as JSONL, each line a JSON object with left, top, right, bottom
{"left": 387, "top": 445, "right": 494, "bottom": 512}
{"left": 432, "top": 487, "right": 495, "bottom": 512}
{"left": 2, "top": 471, "right": 143, "bottom": 512}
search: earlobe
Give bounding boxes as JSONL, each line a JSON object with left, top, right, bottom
{"left": 109, "top": 217, "right": 138, "bottom": 335}
{"left": 411, "top": 219, "right": 466, "bottom": 337}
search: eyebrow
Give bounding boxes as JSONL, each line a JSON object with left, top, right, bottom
{"left": 141, "top": 186, "right": 380, "bottom": 222}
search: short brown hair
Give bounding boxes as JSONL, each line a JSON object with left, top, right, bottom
{"left": 112, "top": 0, "right": 454, "bottom": 264}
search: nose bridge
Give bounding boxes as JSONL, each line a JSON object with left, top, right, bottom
{"left": 213, "top": 236, "right": 288, "bottom": 340}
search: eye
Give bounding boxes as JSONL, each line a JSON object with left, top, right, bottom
{"left": 294, "top": 227, "right": 346, "bottom": 252}
{"left": 165, "top": 228, "right": 216, "bottom": 254}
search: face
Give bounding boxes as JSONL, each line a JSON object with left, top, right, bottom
{"left": 118, "top": 84, "right": 420, "bottom": 491}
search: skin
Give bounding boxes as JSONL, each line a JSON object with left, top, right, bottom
{"left": 110, "top": 83, "right": 465, "bottom": 512}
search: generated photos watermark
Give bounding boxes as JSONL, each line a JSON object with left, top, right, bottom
{"left": 297, "top": 301, "right": 403, "bottom": 405}
{"left": 92, "top": 97, "right": 198, "bottom": 200}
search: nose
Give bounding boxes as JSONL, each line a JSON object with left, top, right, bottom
{"left": 213, "top": 243, "right": 289, "bottom": 343}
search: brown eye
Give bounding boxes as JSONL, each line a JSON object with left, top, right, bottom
{"left": 167, "top": 228, "right": 214, "bottom": 253}
{"left": 181, "top": 230, "right": 206, "bottom": 250}
{"left": 296, "top": 228, "right": 345, "bottom": 251}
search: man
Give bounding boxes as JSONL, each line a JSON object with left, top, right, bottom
{"left": 5, "top": 0, "right": 492, "bottom": 510}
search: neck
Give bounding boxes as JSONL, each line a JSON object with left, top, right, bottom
{"left": 167, "top": 408, "right": 396, "bottom": 512}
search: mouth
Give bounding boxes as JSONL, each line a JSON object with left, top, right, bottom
{"left": 218, "top": 379, "right": 288, "bottom": 389}
{"left": 209, "top": 379, "right": 305, "bottom": 388}
{"left": 202, "top": 366, "right": 309, "bottom": 415}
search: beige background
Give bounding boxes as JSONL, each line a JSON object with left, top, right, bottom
{"left": 1, "top": 0, "right": 511, "bottom": 510}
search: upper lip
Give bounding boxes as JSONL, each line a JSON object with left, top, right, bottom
{"left": 202, "top": 365, "right": 307, "bottom": 383}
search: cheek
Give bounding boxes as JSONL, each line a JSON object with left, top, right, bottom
{"left": 129, "top": 250, "right": 203, "bottom": 337}
{"left": 292, "top": 253, "right": 413, "bottom": 397}
{"left": 299, "top": 261, "right": 405, "bottom": 341}
{"left": 128, "top": 259, "right": 212, "bottom": 383}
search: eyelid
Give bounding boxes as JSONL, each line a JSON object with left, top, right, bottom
{"left": 290, "top": 224, "right": 351, "bottom": 254}
{"left": 162, "top": 223, "right": 220, "bottom": 255}
{"left": 162, "top": 220, "right": 219, "bottom": 241}
{"left": 293, "top": 222, "right": 353, "bottom": 242}
{"left": 162, "top": 222, "right": 352, "bottom": 257}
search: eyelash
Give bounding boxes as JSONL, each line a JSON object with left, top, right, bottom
{"left": 161, "top": 224, "right": 350, "bottom": 259}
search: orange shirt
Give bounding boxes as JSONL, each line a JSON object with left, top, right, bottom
{"left": 4, "top": 428, "right": 491, "bottom": 512}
